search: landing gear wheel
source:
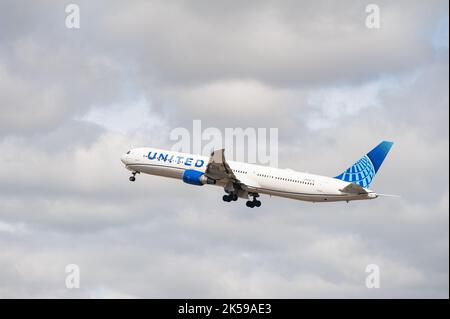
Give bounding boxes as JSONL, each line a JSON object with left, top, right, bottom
{"left": 129, "top": 171, "right": 139, "bottom": 182}
{"left": 246, "top": 193, "right": 261, "bottom": 208}
{"left": 246, "top": 201, "right": 255, "bottom": 208}
{"left": 223, "top": 193, "right": 238, "bottom": 202}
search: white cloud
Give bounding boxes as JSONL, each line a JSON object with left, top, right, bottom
{"left": 0, "top": 0, "right": 447, "bottom": 298}
{"left": 82, "top": 96, "right": 167, "bottom": 136}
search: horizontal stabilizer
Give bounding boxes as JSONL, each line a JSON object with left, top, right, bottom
{"left": 340, "top": 183, "right": 369, "bottom": 194}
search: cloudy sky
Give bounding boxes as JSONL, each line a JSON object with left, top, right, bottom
{"left": 0, "top": 0, "right": 448, "bottom": 298}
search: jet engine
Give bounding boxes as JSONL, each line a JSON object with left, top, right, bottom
{"left": 182, "top": 170, "right": 216, "bottom": 186}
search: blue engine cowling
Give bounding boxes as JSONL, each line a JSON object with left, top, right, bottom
{"left": 182, "top": 170, "right": 216, "bottom": 186}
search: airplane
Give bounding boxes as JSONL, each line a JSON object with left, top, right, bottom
{"left": 120, "top": 141, "right": 394, "bottom": 208}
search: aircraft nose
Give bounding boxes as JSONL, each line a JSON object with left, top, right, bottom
{"left": 120, "top": 153, "right": 128, "bottom": 164}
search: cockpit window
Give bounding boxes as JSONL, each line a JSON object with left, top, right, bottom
{"left": 126, "top": 150, "right": 131, "bottom": 154}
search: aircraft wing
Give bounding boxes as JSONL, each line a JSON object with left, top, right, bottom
{"left": 204, "top": 149, "right": 257, "bottom": 194}
{"left": 205, "top": 149, "right": 237, "bottom": 181}
{"left": 340, "top": 182, "right": 369, "bottom": 195}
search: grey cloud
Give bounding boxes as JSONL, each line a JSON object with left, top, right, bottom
{"left": 0, "top": 0, "right": 448, "bottom": 298}
{"left": 98, "top": 0, "right": 443, "bottom": 86}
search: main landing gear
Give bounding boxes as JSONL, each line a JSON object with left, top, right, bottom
{"left": 129, "top": 171, "right": 139, "bottom": 182}
{"left": 222, "top": 190, "right": 262, "bottom": 208}
{"left": 222, "top": 193, "right": 238, "bottom": 202}
{"left": 246, "top": 193, "right": 261, "bottom": 208}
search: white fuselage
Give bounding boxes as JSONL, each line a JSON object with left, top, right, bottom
{"left": 121, "top": 147, "right": 378, "bottom": 203}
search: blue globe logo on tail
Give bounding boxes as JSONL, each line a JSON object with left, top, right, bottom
{"left": 335, "top": 155, "right": 375, "bottom": 188}
{"left": 335, "top": 141, "right": 394, "bottom": 188}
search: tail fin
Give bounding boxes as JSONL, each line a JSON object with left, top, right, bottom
{"left": 334, "top": 141, "right": 394, "bottom": 188}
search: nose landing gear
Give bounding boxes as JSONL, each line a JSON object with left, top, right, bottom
{"left": 129, "top": 171, "right": 139, "bottom": 182}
